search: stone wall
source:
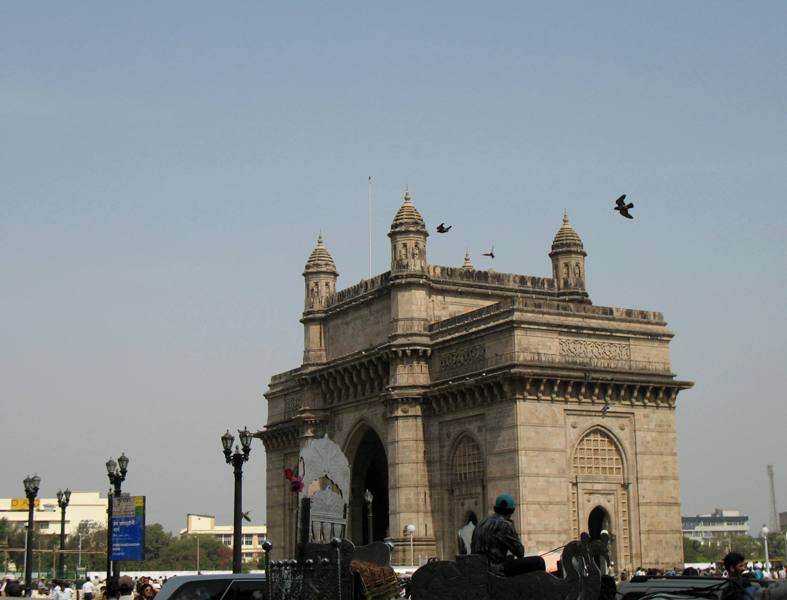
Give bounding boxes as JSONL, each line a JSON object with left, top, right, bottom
{"left": 324, "top": 295, "right": 391, "bottom": 360}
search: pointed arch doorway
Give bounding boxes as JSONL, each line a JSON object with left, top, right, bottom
{"left": 347, "top": 425, "right": 389, "bottom": 545}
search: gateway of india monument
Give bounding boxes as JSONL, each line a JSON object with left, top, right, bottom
{"left": 261, "top": 191, "right": 693, "bottom": 571}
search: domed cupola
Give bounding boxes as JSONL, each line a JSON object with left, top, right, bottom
{"left": 550, "top": 212, "right": 587, "bottom": 256}
{"left": 390, "top": 191, "right": 428, "bottom": 234}
{"left": 549, "top": 212, "right": 590, "bottom": 303}
{"left": 388, "top": 191, "right": 428, "bottom": 275}
{"left": 303, "top": 234, "right": 338, "bottom": 276}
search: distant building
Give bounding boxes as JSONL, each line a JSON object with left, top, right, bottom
{"left": 0, "top": 491, "right": 107, "bottom": 535}
{"left": 682, "top": 509, "right": 749, "bottom": 543}
{"left": 180, "top": 514, "right": 267, "bottom": 563}
{"left": 779, "top": 511, "right": 787, "bottom": 533}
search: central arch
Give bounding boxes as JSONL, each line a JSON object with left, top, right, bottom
{"left": 346, "top": 424, "right": 389, "bottom": 545}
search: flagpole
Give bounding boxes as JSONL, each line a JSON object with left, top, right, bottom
{"left": 368, "top": 176, "right": 372, "bottom": 279}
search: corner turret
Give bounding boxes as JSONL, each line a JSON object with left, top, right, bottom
{"left": 549, "top": 212, "right": 590, "bottom": 303}
{"left": 302, "top": 234, "right": 338, "bottom": 364}
{"left": 388, "top": 191, "right": 428, "bottom": 276}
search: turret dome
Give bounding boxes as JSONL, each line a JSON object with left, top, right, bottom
{"left": 390, "top": 191, "right": 427, "bottom": 233}
{"left": 550, "top": 212, "right": 586, "bottom": 256}
{"left": 303, "top": 234, "right": 338, "bottom": 274}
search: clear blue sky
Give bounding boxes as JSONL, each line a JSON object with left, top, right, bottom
{"left": 2, "top": 2, "right": 785, "bottom": 537}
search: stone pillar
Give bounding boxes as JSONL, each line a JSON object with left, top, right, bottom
{"left": 385, "top": 395, "right": 437, "bottom": 565}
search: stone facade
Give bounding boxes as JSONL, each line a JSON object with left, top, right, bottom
{"left": 260, "top": 192, "right": 692, "bottom": 571}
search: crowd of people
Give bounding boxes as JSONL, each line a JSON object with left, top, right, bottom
{"left": 0, "top": 576, "right": 163, "bottom": 600}
{"left": 618, "top": 562, "right": 787, "bottom": 581}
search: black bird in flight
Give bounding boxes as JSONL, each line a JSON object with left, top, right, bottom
{"left": 436, "top": 223, "right": 452, "bottom": 233}
{"left": 482, "top": 245, "right": 495, "bottom": 259}
{"left": 614, "top": 194, "right": 634, "bottom": 219}
{"left": 242, "top": 511, "right": 252, "bottom": 523}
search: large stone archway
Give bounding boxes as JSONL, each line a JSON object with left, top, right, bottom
{"left": 571, "top": 427, "right": 631, "bottom": 572}
{"left": 346, "top": 425, "right": 389, "bottom": 545}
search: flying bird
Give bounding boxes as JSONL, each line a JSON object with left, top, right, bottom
{"left": 436, "top": 223, "right": 452, "bottom": 233}
{"left": 242, "top": 511, "right": 252, "bottom": 522}
{"left": 482, "top": 245, "right": 495, "bottom": 259}
{"left": 614, "top": 194, "right": 634, "bottom": 219}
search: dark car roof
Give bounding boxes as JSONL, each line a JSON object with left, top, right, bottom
{"left": 618, "top": 576, "right": 772, "bottom": 600}
{"left": 618, "top": 576, "right": 727, "bottom": 598}
{"left": 157, "top": 574, "right": 266, "bottom": 600}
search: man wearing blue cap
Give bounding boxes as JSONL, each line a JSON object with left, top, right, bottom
{"left": 471, "top": 494, "right": 545, "bottom": 576}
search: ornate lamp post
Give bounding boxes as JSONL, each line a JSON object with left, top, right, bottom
{"left": 23, "top": 474, "right": 41, "bottom": 597}
{"left": 222, "top": 427, "right": 252, "bottom": 573}
{"left": 56, "top": 489, "right": 71, "bottom": 579}
{"left": 105, "top": 453, "right": 129, "bottom": 584}
{"left": 761, "top": 524, "right": 770, "bottom": 570}
{"left": 363, "top": 489, "right": 374, "bottom": 543}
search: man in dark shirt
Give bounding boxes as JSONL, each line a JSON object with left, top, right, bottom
{"left": 721, "top": 551, "right": 757, "bottom": 600}
{"left": 471, "top": 494, "right": 543, "bottom": 576}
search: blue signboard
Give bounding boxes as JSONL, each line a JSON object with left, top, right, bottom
{"left": 111, "top": 495, "right": 145, "bottom": 561}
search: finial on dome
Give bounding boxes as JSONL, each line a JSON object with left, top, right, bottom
{"left": 404, "top": 190, "right": 412, "bottom": 203}
{"left": 563, "top": 209, "right": 569, "bottom": 224}
{"left": 462, "top": 249, "right": 474, "bottom": 271}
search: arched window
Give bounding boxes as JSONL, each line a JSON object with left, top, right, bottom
{"left": 573, "top": 429, "right": 623, "bottom": 477}
{"left": 451, "top": 435, "right": 483, "bottom": 486}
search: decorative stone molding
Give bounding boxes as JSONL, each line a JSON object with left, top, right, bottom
{"left": 311, "top": 356, "right": 390, "bottom": 406}
{"left": 428, "top": 380, "right": 504, "bottom": 415}
{"left": 559, "top": 338, "right": 631, "bottom": 361}
{"left": 259, "top": 422, "right": 298, "bottom": 451}
{"left": 385, "top": 396, "right": 424, "bottom": 418}
{"left": 438, "top": 344, "right": 486, "bottom": 376}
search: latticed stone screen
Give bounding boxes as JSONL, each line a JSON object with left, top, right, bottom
{"left": 573, "top": 429, "right": 623, "bottom": 476}
{"left": 451, "top": 435, "right": 483, "bottom": 485}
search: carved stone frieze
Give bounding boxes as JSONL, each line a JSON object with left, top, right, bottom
{"left": 438, "top": 344, "right": 486, "bottom": 376}
{"left": 559, "top": 338, "right": 631, "bottom": 361}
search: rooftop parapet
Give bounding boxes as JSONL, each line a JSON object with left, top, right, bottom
{"left": 428, "top": 264, "right": 557, "bottom": 291}
{"left": 430, "top": 297, "right": 666, "bottom": 333}
{"left": 326, "top": 271, "right": 391, "bottom": 307}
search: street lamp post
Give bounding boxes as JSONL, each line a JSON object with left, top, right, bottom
{"left": 405, "top": 524, "right": 416, "bottom": 567}
{"left": 105, "top": 453, "right": 129, "bottom": 584}
{"left": 56, "top": 489, "right": 71, "bottom": 579}
{"left": 222, "top": 428, "right": 253, "bottom": 574}
{"left": 23, "top": 474, "right": 41, "bottom": 597}
{"left": 363, "top": 489, "right": 374, "bottom": 544}
{"left": 761, "top": 525, "right": 770, "bottom": 570}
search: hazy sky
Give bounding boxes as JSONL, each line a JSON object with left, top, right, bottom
{"left": 2, "top": 2, "right": 785, "bottom": 537}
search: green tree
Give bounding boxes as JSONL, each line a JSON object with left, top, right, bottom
{"left": 61, "top": 522, "right": 107, "bottom": 577}
{"left": 0, "top": 518, "right": 27, "bottom": 574}
{"left": 156, "top": 536, "right": 232, "bottom": 571}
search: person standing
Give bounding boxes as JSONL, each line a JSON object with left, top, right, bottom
{"left": 81, "top": 578, "right": 95, "bottom": 600}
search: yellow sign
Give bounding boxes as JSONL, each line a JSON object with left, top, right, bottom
{"left": 10, "top": 498, "right": 40, "bottom": 510}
